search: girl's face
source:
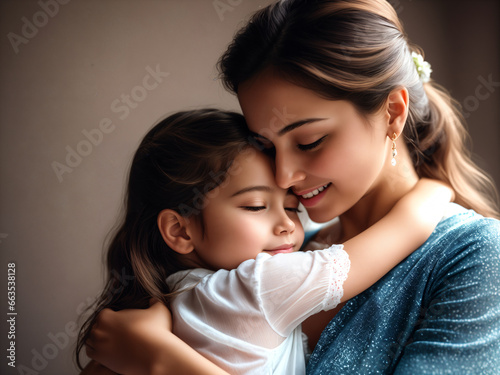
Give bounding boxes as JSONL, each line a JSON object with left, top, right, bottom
{"left": 237, "top": 70, "right": 392, "bottom": 223}
{"left": 189, "top": 149, "right": 305, "bottom": 271}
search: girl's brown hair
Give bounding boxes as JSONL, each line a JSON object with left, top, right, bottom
{"left": 218, "top": 0, "right": 499, "bottom": 218}
{"left": 75, "top": 109, "right": 250, "bottom": 369}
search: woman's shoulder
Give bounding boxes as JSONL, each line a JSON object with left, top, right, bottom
{"left": 436, "top": 203, "right": 500, "bottom": 242}
{"left": 422, "top": 203, "right": 500, "bottom": 267}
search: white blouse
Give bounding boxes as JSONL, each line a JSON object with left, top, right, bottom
{"left": 166, "top": 245, "right": 350, "bottom": 375}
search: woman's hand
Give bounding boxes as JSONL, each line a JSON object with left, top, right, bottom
{"left": 80, "top": 360, "right": 119, "bottom": 375}
{"left": 86, "top": 301, "right": 172, "bottom": 375}
{"left": 85, "top": 301, "right": 230, "bottom": 375}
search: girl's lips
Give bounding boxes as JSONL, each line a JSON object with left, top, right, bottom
{"left": 265, "top": 244, "right": 295, "bottom": 255}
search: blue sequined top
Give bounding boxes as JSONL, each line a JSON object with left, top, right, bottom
{"left": 307, "top": 204, "right": 500, "bottom": 374}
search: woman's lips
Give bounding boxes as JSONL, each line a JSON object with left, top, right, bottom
{"left": 296, "top": 183, "right": 332, "bottom": 207}
{"left": 295, "top": 183, "right": 331, "bottom": 198}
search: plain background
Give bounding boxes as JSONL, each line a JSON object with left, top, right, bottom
{"left": 0, "top": 1, "right": 498, "bottom": 374}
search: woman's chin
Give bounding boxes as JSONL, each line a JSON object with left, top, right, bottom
{"left": 306, "top": 207, "right": 339, "bottom": 224}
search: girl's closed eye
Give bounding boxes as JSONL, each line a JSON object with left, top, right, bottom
{"left": 242, "top": 205, "right": 266, "bottom": 212}
{"left": 251, "top": 137, "right": 276, "bottom": 157}
{"left": 252, "top": 136, "right": 274, "bottom": 150}
{"left": 284, "top": 194, "right": 301, "bottom": 213}
{"left": 297, "top": 135, "right": 327, "bottom": 151}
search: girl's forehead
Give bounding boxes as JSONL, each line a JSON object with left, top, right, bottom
{"left": 232, "top": 148, "right": 273, "bottom": 174}
{"left": 223, "top": 150, "right": 277, "bottom": 189}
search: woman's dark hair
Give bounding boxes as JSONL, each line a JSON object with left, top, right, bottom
{"left": 75, "top": 109, "right": 250, "bottom": 369}
{"left": 218, "top": 0, "right": 499, "bottom": 218}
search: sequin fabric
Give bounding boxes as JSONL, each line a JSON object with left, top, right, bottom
{"left": 307, "top": 206, "right": 500, "bottom": 374}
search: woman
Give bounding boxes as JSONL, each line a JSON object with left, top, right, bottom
{"left": 81, "top": 0, "right": 500, "bottom": 373}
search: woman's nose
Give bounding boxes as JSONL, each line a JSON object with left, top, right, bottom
{"left": 274, "top": 151, "right": 306, "bottom": 189}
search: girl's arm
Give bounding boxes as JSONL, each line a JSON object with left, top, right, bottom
{"left": 85, "top": 302, "right": 230, "bottom": 375}
{"left": 341, "top": 178, "right": 453, "bottom": 301}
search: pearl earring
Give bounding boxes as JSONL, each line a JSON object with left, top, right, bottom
{"left": 391, "top": 133, "right": 398, "bottom": 166}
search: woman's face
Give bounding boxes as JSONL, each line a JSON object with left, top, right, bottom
{"left": 238, "top": 70, "right": 393, "bottom": 223}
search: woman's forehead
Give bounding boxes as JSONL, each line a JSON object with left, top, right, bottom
{"left": 240, "top": 81, "right": 360, "bottom": 138}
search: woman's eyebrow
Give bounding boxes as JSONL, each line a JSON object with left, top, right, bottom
{"left": 231, "top": 185, "right": 273, "bottom": 197}
{"left": 278, "top": 118, "right": 326, "bottom": 136}
{"left": 249, "top": 118, "right": 327, "bottom": 141}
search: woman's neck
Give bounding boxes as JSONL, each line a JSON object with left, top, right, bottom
{"left": 338, "top": 156, "right": 419, "bottom": 242}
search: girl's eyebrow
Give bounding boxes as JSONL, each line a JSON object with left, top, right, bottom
{"left": 231, "top": 185, "right": 273, "bottom": 197}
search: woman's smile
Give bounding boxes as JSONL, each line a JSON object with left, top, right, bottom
{"left": 296, "top": 183, "right": 332, "bottom": 207}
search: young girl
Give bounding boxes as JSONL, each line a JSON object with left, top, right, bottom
{"left": 77, "top": 108, "right": 451, "bottom": 375}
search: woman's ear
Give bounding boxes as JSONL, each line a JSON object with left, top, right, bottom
{"left": 157, "top": 209, "right": 195, "bottom": 255}
{"left": 386, "top": 86, "right": 409, "bottom": 137}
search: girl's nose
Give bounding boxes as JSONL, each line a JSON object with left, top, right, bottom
{"left": 274, "top": 150, "right": 306, "bottom": 189}
{"left": 274, "top": 211, "right": 296, "bottom": 235}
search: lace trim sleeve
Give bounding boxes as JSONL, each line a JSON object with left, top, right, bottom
{"left": 323, "top": 246, "right": 351, "bottom": 311}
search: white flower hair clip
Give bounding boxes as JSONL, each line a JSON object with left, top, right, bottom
{"left": 412, "top": 52, "right": 432, "bottom": 83}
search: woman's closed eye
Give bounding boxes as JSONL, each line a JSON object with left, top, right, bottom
{"left": 297, "top": 135, "right": 327, "bottom": 151}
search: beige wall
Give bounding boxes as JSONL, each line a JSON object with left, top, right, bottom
{"left": 0, "top": 1, "right": 498, "bottom": 374}
{"left": 399, "top": 0, "right": 500, "bottom": 187}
